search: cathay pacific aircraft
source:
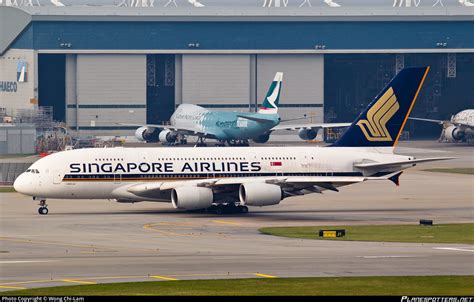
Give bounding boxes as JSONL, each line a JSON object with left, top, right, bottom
{"left": 132, "top": 72, "right": 350, "bottom": 146}
{"left": 14, "top": 67, "right": 453, "bottom": 215}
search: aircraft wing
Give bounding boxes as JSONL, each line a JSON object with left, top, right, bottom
{"left": 118, "top": 123, "right": 214, "bottom": 137}
{"left": 124, "top": 176, "right": 367, "bottom": 198}
{"left": 271, "top": 123, "right": 351, "bottom": 131}
{"left": 408, "top": 118, "right": 473, "bottom": 130}
{"left": 408, "top": 117, "right": 444, "bottom": 125}
{"left": 236, "top": 115, "right": 276, "bottom": 124}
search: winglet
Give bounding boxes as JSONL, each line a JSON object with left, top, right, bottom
{"left": 388, "top": 171, "right": 403, "bottom": 186}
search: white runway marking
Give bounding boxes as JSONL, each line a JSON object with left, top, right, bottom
{"left": 0, "top": 260, "right": 57, "bottom": 264}
{"left": 434, "top": 247, "right": 474, "bottom": 253}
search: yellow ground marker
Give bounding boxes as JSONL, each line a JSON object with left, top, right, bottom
{"left": 0, "top": 285, "right": 27, "bottom": 290}
{"left": 255, "top": 273, "right": 278, "bottom": 278}
{"left": 149, "top": 275, "right": 178, "bottom": 281}
{"left": 61, "top": 279, "right": 97, "bottom": 285}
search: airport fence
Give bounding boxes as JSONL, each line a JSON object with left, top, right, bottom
{"left": 0, "top": 162, "right": 32, "bottom": 185}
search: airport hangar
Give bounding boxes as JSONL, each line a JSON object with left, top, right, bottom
{"left": 0, "top": 6, "right": 473, "bottom": 139}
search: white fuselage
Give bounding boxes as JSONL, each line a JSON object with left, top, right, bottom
{"left": 452, "top": 109, "right": 474, "bottom": 128}
{"left": 14, "top": 146, "right": 411, "bottom": 202}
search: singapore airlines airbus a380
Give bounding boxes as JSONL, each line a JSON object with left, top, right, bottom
{"left": 14, "top": 67, "right": 453, "bottom": 215}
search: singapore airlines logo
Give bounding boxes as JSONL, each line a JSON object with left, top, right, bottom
{"left": 357, "top": 87, "right": 399, "bottom": 142}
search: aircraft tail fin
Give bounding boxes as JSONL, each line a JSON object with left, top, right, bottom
{"left": 258, "top": 72, "right": 283, "bottom": 114}
{"left": 332, "top": 67, "right": 430, "bottom": 148}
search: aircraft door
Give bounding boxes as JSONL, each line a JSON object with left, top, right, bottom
{"left": 301, "top": 156, "right": 310, "bottom": 172}
{"left": 114, "top": 174, "right": 122, "bottom": 184}
{"left": 53, "top": 170, "right": 63, "bottom": 184}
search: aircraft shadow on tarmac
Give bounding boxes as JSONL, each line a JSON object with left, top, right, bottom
{"left": 40, "top": 207, "right": 463, "bottom": 223}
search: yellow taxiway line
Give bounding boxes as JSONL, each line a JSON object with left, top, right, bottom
{"left": 143, "top": 223, "right": 193, "bottom": 237}
{"left": 149, "top": 275, "right": 179, "bottom": 281}
{"left": 254, "top": 273, "right": 278, "bottom": 278}
{"left": 0, "top": 285, "right": 27, "bottom": 290}
{"left": 61, "top": 279, "right": 97, "bottom": 285}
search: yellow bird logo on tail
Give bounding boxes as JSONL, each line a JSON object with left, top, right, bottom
{"left": 357, "top": 87, "right": 400, "bottom": 142}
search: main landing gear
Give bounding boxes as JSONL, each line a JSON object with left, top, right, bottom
{"left": 226, "top": 139, "right": 249, "bottom": 147}
{"left": 207, "top": 204, "right": 249, "bottom": 215}
{"left": 195, "top": 136, "right": 207, "bottom": 147}
{"left": 38, "top": 199, "right": 48, "bottom": 215}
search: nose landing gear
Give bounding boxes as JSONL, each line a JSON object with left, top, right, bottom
{"left": 38, "top": 200, "right": 48, "bottom": 215}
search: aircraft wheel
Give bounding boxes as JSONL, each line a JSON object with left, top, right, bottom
{"left": 215, "top": 207, "right": 224, "bottom": 215}
{"left": 38, "top": 207, "right": 48, "bottom": 215}
{"left": 239, "top": 206, "right": 249, "bottom": 214}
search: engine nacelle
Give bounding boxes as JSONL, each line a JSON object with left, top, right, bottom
{"left": 239, "top": 183, "right": 283, "bottom": 207}
{"left": 252, "top": 133, "right": 270, "bottom": 144}
{"left": 159, "top": 129, "right": 178, "bottom": 143}
{"left": 135, "top": 126, "right": 160, "bottom": 143}
{"left": 445, "top": 125, "right": 465, "bottom": 141}
{"left": 171, "top": 187, "right": 214, "bottom": 210}
{"left": 298, "top": 128, "right": 318, "bottom": 141}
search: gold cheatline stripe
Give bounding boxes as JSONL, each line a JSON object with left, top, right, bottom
{"left": 394, "top": 66, "right": 430, "bottom": 146}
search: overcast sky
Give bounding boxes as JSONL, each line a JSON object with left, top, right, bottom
{"left": 6, "top": 0, "right": 468, "bottom": 7}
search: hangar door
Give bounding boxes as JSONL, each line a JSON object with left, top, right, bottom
{"left": 257, "top": 54, "right": 324, "bottom": 122}
{"left": 76, "top": 55, "right": 146, "bottom": 130}
{"left": 181, "top": 55, "right": 250, "bottom": 108}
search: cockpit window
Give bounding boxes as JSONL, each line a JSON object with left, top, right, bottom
{"left": 26, "top": 169, "right": 31, "bottom": 172}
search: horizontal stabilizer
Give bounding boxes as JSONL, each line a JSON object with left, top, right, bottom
{"left": 354, "top": 157, "right": 455, "bottom": 170}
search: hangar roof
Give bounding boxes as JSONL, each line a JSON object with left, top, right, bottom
{"left": 1, "top": 6, "right": 473, "bottom": 55}
{"left": 17, "top": 6, "right": 474, "bottom": 21}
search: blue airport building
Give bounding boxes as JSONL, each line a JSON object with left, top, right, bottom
{"left": 1, "top": 4, "right": 473, "bottom": 138}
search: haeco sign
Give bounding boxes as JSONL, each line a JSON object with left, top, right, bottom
{"left": 0, "top": 81, "right": 17, "bottom": 93}
{"left": 0, "top": 60, "right": 27, "bottom": 93}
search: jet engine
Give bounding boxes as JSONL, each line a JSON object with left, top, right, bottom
{"left": 171, "top": 187, "right": 214, "bottom": 210}
{"left": 444, "top": 125, "right": 465, "bottom": 141}
{"left": 159, "top": 129, "right": 178, "bottom": 143}
{"left": 252, "top": 133, "right": 271, "bottom": 144}
{"left": 298, "top": 128, "right": 318, "bottom": 141}
{"left": 135, "top": 126, "right": 160, "bottom": 143}
{"left": 239, "top": 183, "right": 283, "bottom": 207}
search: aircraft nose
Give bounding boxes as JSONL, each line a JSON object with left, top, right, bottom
{"left": 13, "top": 173, "right": 28, "bottom": 195}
